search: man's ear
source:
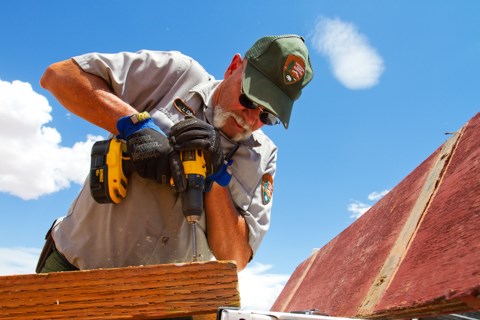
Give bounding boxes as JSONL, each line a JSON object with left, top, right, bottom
{"left": 224, "top": 53, "right": 243, "bottom": 78}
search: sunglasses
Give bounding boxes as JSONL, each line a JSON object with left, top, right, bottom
{"left": 239, "top": 93, "right": 280, "bottom": 126}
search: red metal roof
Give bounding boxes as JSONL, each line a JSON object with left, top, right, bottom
{"left": 272, "top": 113, "right": 480, "bottom": 319}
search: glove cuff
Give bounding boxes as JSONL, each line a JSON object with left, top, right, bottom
{"left": 205, "top": 159, "right": 234, "bottom": 192}
{"left": 117, "top": 111, "right": 162, "bottom": 139}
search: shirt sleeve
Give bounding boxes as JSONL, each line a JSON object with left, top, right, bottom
{"left": 73, "top": 50, "right": 209, "bottom": 112}
{"left": 244, "top": 146, "right": 277, "bottom": 257}
{"left": 227, "top": 131, "right": 278, "bottom": 258}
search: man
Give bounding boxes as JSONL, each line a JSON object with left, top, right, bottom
{"left": 37, "top": 34, "right": 313, "bottom": 273}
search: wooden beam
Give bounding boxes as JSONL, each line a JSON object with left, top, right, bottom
{"left": 0, "top": 261, "right": 240, "bottom": 320}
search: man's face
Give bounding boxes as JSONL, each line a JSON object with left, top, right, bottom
{"left": 213, "top": 60, "right": 265, "bottom": 142}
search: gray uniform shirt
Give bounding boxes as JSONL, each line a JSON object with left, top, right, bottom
{"left": 51, "top": 50, "right": 278, "bottom": 269}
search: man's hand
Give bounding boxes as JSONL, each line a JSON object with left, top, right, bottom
{"left": 169, "top": 117, "right": 224, "bottom": 176}
{"left": 118, "top": 113, "right": 186, "bottom": 191}
{"left": 126, "top": 128, "right": 174, "bottom": 184}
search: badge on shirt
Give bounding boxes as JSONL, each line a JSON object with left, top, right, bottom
{"left": 173, "top": 98, "right": 195, "bottom": 116}
{"left": 261, "top": 173, "right": 274, "bottom": 205}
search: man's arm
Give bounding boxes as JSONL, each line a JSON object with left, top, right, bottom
{"left": 204, "top": 182, "right": 253, "bottom": 271}
{"left": 40, "top": 58, "right": 137, "bottom": 134}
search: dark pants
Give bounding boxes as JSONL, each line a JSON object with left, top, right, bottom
{"left": 36, "top": 220, "right": 78, "bottom": 273}
{"left": 39, "top": 246, "right": 79, "bottom": 273}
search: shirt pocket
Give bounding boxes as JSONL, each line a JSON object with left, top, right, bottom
{"left": 150, "top": 106, "right": 181, "bottom": 135}
{"left": 150, "top": 95, "right": 205, "bottom": 134}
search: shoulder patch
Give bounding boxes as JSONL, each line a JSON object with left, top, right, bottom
{"left": 173, "top": 98, "right": 195, "bottom": 116}
{"left": 261, "top": 173, "right": 274, "bottom": 205}
{"left": 283, "top": 54, "right": 306, "bottom": 85}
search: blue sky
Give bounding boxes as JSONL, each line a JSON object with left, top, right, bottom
{"left": 1, "top": 0, "right": 479, "bottom": 310}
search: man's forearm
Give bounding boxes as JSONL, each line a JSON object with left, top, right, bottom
{"left": 40, "top": 58, "right": 137, "bottom": 134}
{"left": 204, "top": 183, "right": 252, "bottom": 271}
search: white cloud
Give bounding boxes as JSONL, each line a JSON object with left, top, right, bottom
{"left": 348, "top": 189, "right": 390, "bottom": 219}
{"left": 348, "top": 201, "right": 371, "bottom": 219}
{"left": 238, "top": 263, "right": 290, "bottom": 310}
{"left": 312, "top": 17, "right": 385, "bottom": 89}
{"left": 0, "top": 247, "right": 40, "bottom": 275}
{"left": 0, "top": 80, "right": 103, "bottom": 200}
{"left": 368, "top": 190, "right": 390, "bottom": 201}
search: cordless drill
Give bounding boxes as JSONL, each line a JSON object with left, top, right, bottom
{"left": 89, "top": 138, "right": 207, "bottom": 261}
{"left": 177, "top": 149, "right": 207, "bottom": 261}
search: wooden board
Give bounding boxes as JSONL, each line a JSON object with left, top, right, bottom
{"left": 0, "top": 261, "right": 240, "bottom": 320}
{"left": 272, "top": 113, "right": 480, "bottom": 319}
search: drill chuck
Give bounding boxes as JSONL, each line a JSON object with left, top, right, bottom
{"left": 181, "top": 174, "right": 205, "bottom": 223}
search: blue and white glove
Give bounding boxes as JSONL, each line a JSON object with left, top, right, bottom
{"left": 117, "top": 111, "right": 186, "bottom": 191}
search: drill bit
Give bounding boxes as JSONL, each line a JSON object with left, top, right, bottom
{"left": 191, "top": 222, "right": 198, "bottom": 262}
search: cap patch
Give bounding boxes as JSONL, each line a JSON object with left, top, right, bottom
{"left": 283, "top": 54, "right": 306, "bottom": 85}
{"left": 261, "top": 173, "right": 274, "bottom": 205}
{"left": 173, "top": 98, "right": 195, "bottom": 116}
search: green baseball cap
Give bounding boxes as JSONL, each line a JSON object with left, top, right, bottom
{"left": 242, "top": 34, "right": 314, "bottom": 129}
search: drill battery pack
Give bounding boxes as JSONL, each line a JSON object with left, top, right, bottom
{"left": 90, "top": 139, "right": 129, "bottom": 204}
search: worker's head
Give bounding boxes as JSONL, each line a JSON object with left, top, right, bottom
{"left": 213, "top": 34, "right": 313, "bottom": 141}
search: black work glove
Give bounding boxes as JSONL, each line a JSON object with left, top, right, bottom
{"left": 117, "top": 112, "right": 186, "bottom": 191}
{"left": 168, "top": 117, "right": 224, "bottom": 176}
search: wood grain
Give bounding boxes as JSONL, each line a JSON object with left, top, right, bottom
{"left": 0, "top": 261, "right": 239, "bottom": 319}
